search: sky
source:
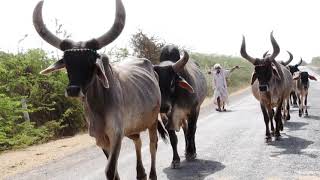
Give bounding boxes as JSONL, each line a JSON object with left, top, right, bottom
{"left": 0, "top": 0, "right": 320, "bottom": 63}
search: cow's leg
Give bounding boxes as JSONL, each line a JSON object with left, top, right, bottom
{"left": 286, "top": 99, "right": 291, "bottom": 121}
{"left": 298, "top": 94, "right": 302, "bottom": 117}
{"left": 148, "top": 122, "right": 158, "bottom": 180}
{"left": 299, "top": 94, "right": 304, "bottom": 117}
{"left": 102, "top": 148, "right": 120, "bottom": 180}
{"left": 128, "top": 134, "right": 147, "bottom": 180}
{"left": 105, "top": 132, "right": 122, "bottom": 180}
{"left": 305, "top": 94, "right": 308, "bottom": 116}
{"left": 182, "top": 123, "right": 188, "bottom": 153}
{"left": 268, "top": 108, "right": 275, "bottom": 136}
{"left": 292, "top": 92, "right": 297, "bottom": 106}
{"left": 168, "top": 130, "right": 180, "bottom": 168}
{"left": 274, "top": 99, "right": 283, "bottom": 140}
{"left": 185, "top": 108, "right": 199, "bottom": 160}
{"left": 261, "top": 104, "right": 271, "bottom": 142}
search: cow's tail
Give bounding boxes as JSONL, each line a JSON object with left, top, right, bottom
{"left": 157, "top": 120, "right": 168, "bottom": 143}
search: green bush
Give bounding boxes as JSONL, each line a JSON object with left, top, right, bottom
{"left": 191, "top": 53, "right": 253, "bottom": 96}
{"left": 0, "top": 49, "right": 85, "bottom": 151}
{"left": 310, "top": 57, "right": 320, "bottom": 67}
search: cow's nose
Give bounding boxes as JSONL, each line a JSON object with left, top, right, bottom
{"left": 66, "top": 85, "right": 83, "bottom": 97}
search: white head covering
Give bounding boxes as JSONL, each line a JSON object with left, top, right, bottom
{"left": 214, "top": 63, "right": 222, "bottom": 69}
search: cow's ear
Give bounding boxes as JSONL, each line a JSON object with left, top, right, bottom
{"left": 96, "top": 58, "right": 109, "bottom": 88}
{"left": 177, "top": 76, "right": 194, "bottom": 93}
{"left": 40, "top": 59, "right": 65, "bottom": 75}
{"left": 272, "top": 67, "right": 281, "bottom": 80}
{"left": 309, "top": 75, "right": 317, "bottom": 81}
{"left": 293, "top": 72, "right": 300, "bottom": 80}
{"left": 251, "top": 73, "right": 257, "bottom": 85}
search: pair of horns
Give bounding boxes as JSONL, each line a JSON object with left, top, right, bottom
{"left": 33, "top": 0, "right": 125, "bottom": 50}
{"left": 241, "top": 32, "right": 280, "bottom": 64}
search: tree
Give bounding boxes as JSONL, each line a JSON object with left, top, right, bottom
{"left": 130, "top": 30, "right": 165, "bottom": 64}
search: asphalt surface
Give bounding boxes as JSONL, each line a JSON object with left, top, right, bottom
{"left": 6, "top": 67, "right": 320, "bottom": 180}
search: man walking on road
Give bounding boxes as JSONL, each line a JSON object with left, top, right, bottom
{"left": 208, "top": 64, "right": 239, "bottom": 112}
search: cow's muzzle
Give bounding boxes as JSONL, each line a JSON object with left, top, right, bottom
{"left": 259, "top": 84, "right": 269, "bottom": 92}
{"left": 66, "top": 85, "right": 84, "bottom": 98}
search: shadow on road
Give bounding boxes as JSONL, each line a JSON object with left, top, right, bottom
{"left": 163, "top": 159, "right": 225, "bottom": 180}
{"left": 304, "top": 115, "right": 320, "bottom": 120}
{"left": 269, "top": 135, "right": 316, "bottom": 158}
{"left": 285, "top": 121, "right": 308, "bottom": 131}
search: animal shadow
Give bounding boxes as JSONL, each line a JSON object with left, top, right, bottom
{"left": 163, "top": 159, "right": 225, "bottom": 180}
{"left": 285, "top": 121, "right": 308, "bottom": 131}
{"left": 304, "top": 115, "right": 320, "bottom": 120}
{"left": 269, "top": 135, "right": 316, "bottom": 158}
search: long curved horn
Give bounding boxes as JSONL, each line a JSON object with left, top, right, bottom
{"left": 297, "top": 58, "right": 303, "bottom": 66}
{"left": 281, "top": 51, "right": 293, "bottom": 66}
{"left": 172, "top": 51, "right": 189, "bottom": 73}
{"left": 94, "top": 0, "right": 126, "bottom": 50}
{"left": 263, "top": 50, "right": 269, "bottom": 58}
{"left": 240, "top": 36, "right": 256, "bottom": 64}
{"left": 269, "top": 31, "right": 280, "bottom": 60}
{"left": 33, "top": 1, "right": 62, "bottom": 49}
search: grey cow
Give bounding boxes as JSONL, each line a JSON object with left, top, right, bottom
{"left": 33, "top": 0, "right": 167, "bottom": 179}
{"left": 241, "top": 32, "right": 293, "bottom": 142}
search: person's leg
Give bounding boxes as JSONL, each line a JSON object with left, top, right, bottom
{"left": 216, "top": 96, "right": 221, "bottom": 111}
{"left": 222, "top": 101, "right": 226, "bottom": 111}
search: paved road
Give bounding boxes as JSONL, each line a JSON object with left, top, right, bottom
{"left": 7, "top": 67, "right": 320, "bottom": 180}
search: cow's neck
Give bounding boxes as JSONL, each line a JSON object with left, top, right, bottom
{"left": 84, "top": 65, "right": 118, "bottom": 115}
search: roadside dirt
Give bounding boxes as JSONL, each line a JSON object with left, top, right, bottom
{"left": 0, "top": 133, "right": 95, "bottom": 179}
{"left": 0, "top": 87, "right": 250, "bottom": 179}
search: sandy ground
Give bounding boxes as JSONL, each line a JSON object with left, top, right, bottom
{"left": 0, "top": 134, "right": 95, "bottom": 179}
{"left": 0, "top": 87, "right": 250, "bottom": 179}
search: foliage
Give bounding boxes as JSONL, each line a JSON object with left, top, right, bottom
{"left": 130, "top": 30, "right": 165, "bottom": 64}
{"left": 191, "top": 53, "right": 253, "bottom": 96}
{"left": 310, "top": 57, "right": 320, "bottom": 67}
{"left": 0, "top": 49, "right": 85, "bottom": 151}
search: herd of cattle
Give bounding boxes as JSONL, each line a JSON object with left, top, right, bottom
{"left": 31, "top": 0, "right": 317, "bottom": 179}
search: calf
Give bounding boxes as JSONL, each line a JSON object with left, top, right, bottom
{"left": 293, "top": 71, "right": 317, "bottom": 117}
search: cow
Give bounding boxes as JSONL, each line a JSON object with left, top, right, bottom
{"left": 153, "top": 45, "right": 207, "bottom": 168}
{"left": 288, "top": 58, "right": 303, "bottom": 106}
{"left": 33, "top": 0, "right": 167, "bottom": 179}
{"left": 293, "top": 71, "right": 317, "bottom": 117}
{"left": 240, "top": 32, "right": 293, "bottom": 142}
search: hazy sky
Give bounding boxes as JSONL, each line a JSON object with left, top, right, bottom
{"left": 1, "top": 0, "right": 319, "bottom": 63}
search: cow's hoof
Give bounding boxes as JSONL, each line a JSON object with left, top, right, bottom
{"left": 137, "top": 173, "right": 147, "bottom": 180}
{"left": 265, "top": 137, "right": 272, "bottom": 143}
{"left": 286, "top": 114, "right": 290, "bottom": 121}
{"left": 149, "top": 174, "right": 157, "bottom": 180}
{"left": 275, "top": 136, "right": 281, "bottom": 141}
{"left": 271, "top": 131, "right": 275, "bottom": 137}
{"left": 185, "top": 153, "right": 197, "bottom": 161}
{"left": 171, "top": 160, "right": 180, "bottom": 169}
{"left": 299, "top": 113, "right": 302, "bottom": 117}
